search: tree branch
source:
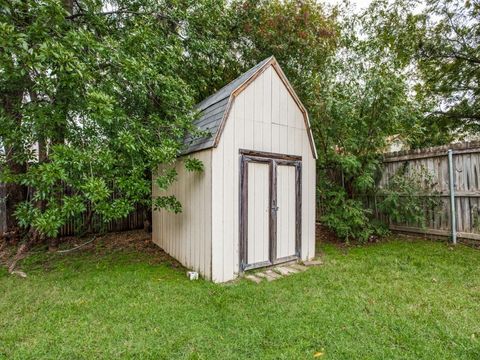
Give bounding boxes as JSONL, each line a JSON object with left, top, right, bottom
{"left": 65, "top": 8, "right": 185, "bottom": 39}
{"left": 425, "top": 51, "right": 480, "bottom": 65}
{"left": 429, "top": 111, "right": 480, "bottom": 122}
{"left": 66, "top": 8, "right": 176, "bottom": 24}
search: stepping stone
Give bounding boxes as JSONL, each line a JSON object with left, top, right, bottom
{"left": 264, "top": 270, "right": 282, "bottom": 279}
{"left": 303, "top": 260, "right": 323, "bottom": 267}
{"left": 284, "top": 266, "right": 300, "bottom": 273}
{"left": 256, "top": 272, "right": 276, "bottom": 282}
{"left": 245, "top": 275, "right": 262, "bottom": 284}
{"left": 273, "top": 267, "right": 294, "bottom": 276}
{"left": 289, "top": 264, "right": 308, "bottom": 272}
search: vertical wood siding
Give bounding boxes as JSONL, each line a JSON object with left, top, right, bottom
{"left": 211, "top": 65, "right": 316, "bottom": 282}
{"left": 152, "top": 150, "right": 212, "bottom": 279}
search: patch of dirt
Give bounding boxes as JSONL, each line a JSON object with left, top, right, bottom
{"left": 316, "top": 223, "right": 340, "bottom": 244}
{"left": 0, "top": 228, "right": 22, "bottom": 245}
{"left": 315, "top": 223, "right": 398, "bottom": 255}
{"left": 0, "top": 239, "right": 27, "bottom": 273}
{"left": 1, "top": 230, "right": 183, "bottom": 274}
{"left": 315, "top": 223, "right": 345, "bottom": 256}
{"left": 55, "top": 230, "right": 181, "bottom": 266}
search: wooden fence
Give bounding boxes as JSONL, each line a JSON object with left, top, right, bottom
{"left": 376, "top": 141, "right": 480, "bottom": 242}
{"left": 58, "top": 203, "right": 146, "bottom": 237}
{"left": 0, "top": 183, "right": 145, "bottom": 237}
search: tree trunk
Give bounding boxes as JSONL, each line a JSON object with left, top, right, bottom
{"left": 143, "top": 205, "right": 152, "bottom": 233}
{"left": 143, "top": 168, "right": 152, "bottom": 232}
{"left": 30, "top": 90, "right": 47, "bottom": 215}
{"left": 1, "top": 89, "right": 27, "bottom": 237}
{"left": 63, "top": 0, "right": 74, "bottom": 15}
{"left": 4, "top": 161, "right": 27, "bottom": 232}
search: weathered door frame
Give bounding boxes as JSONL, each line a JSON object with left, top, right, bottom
{"left": 239, "top": 149, "right": 302, "bottom": 272}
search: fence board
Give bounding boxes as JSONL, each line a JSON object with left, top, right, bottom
{"left": 377, "top": 141, "right": 480, "bottom": 242}
{"left": 0, "top": 181, "right": 145, "bottom": 237}
{"left": 59, "top": 202, "right": 145, "bottom": 236}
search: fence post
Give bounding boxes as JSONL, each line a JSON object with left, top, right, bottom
{"left": 447, "top": 149, "right": 457, "bottom": 244}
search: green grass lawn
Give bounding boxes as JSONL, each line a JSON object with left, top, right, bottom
{"left": 1, "top": 235, "right": 480, "bottom": 359}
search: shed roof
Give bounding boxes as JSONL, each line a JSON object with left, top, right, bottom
{"left": 182, "top": 56, "right": 317, "bottom": 158}
{"left": 182, "top": 57, "right": 272, "bottom": 154}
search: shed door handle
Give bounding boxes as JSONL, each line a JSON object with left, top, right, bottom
{"left": 271, "top": 206, "right": 279, "bottom": 212}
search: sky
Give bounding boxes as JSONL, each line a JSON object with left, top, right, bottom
{"left": 350, "top": 0, "right": 373, "bottom": 8}
{"left": 326, "top": 0, "right": 373, "bottom": 9}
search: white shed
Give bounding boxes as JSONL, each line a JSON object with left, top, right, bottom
{"left": 152, "top": 57, "right": 317, "bottom": 282}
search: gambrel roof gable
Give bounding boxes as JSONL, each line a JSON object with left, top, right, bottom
{"left": 183, "top": 57, "right": 317, "bottom": 159}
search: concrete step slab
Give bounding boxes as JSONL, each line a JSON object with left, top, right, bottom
{"left": 289, "top": 264, "right": 308, "bottom": 272}
{"left": 303, "top": 259, "right": 323, "bottom": 267}
{"left": 264, "top": 270, "right": 282, "bottom": 279}
{"left": 273, "top": 267, "right": 294, "bottom": 276}
{"left": 284, "top": 266, "right": 300, "bottom": 274}
{"left": 256, "top": 272, "right": 276, "bottom": 282}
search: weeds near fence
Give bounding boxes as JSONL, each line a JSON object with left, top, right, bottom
{"left": 377, "top": 165, "right": 441, "bottom": 228}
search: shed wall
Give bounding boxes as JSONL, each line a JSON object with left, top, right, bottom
{"left": 152, "top": 149, "right": 212, "bottom": 279}
{"left": 211, "top": 65, "right": 316, "bottom": 282}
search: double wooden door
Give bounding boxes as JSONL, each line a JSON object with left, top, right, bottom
{"left": 239, "top": 150, "right": 301, "bottom": 271}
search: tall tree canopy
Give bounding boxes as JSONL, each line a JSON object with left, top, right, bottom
{"left": 362, "top": 0, "right": 480, "bottom": 144}
{"left": 1, "top": 0, "right": 476, "bottom": 244}
{"left": 0, "top": 0, "right": 214, "bottom": 240}
{"left": 316, "top": 0, "right": 480, "bottom": 241}
{"left": 0, "top": 0, "right": 339, "bottom": 242}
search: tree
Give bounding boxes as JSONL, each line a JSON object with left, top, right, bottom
{"left": 417, "top": 0, "right": 480, "bottom": 137}
{"left": 362, "top": 0, "right": 480, "bottom": 145}
{"left": 2, "top": 0, "right": 455, "bottom": 245}
{"left": 224, "top": 0, "right": 430, "bottom": 241}
{"left": 0, "top": 0, "right": 212, "bottom": 242}
{"left": 230, "top": 0, "right": 338, "bottom": 108}
{"left": 312, "top": 1, "right": 428, "bottom": 241}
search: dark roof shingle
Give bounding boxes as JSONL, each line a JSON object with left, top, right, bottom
{"left": 182, "top": 57, "right": 273, "bottom": 155}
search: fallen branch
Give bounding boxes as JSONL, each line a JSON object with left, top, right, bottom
{"left": 57, "top": 236, "right": 97, "bottom": 254}
{"left": 11, "top": 270, "right": 27, "bottom": 278}
{"left": 8, "top": 243, "right": 29, "bottom": 273}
